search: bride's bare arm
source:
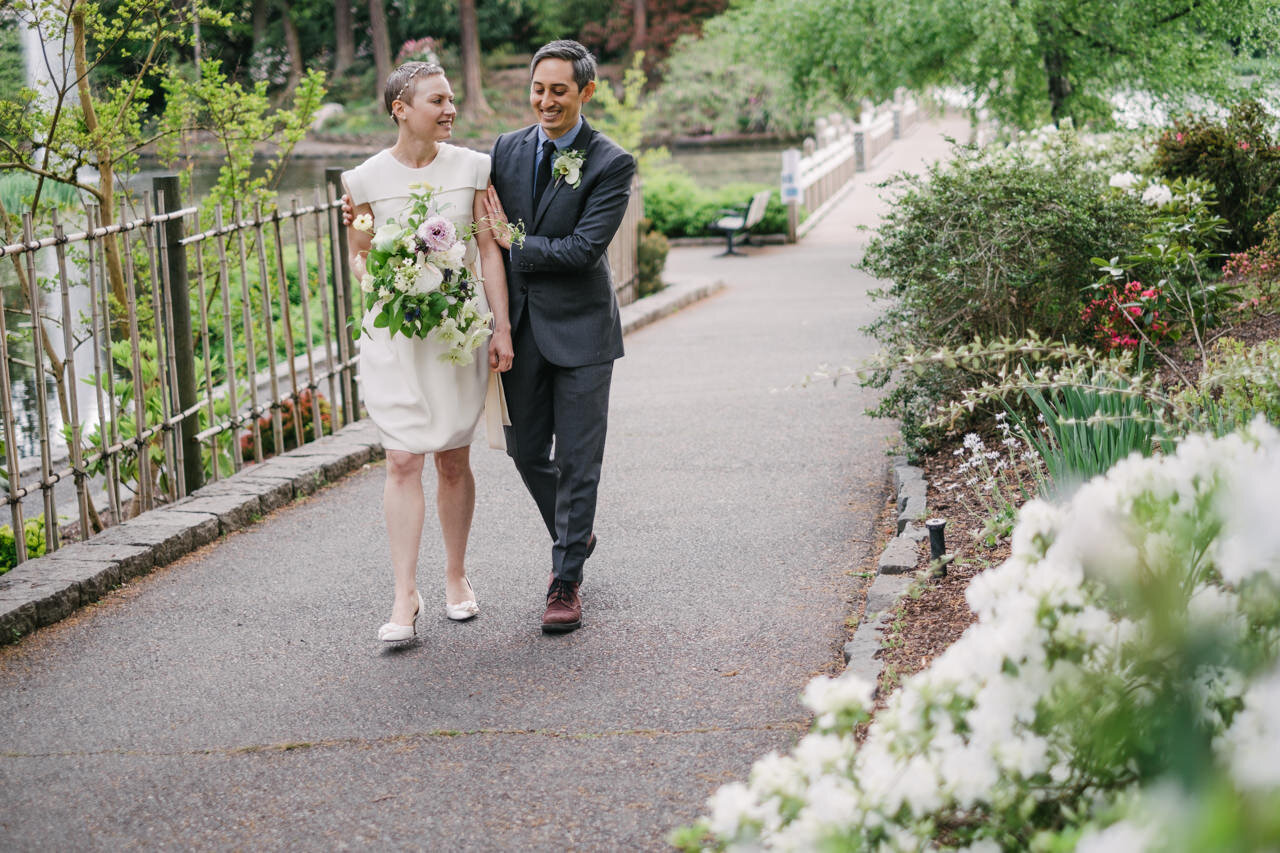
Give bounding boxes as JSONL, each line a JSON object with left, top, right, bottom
{"left": 346, "top": 198, "right": 374, "bottom": 281}
{"left": 474, "top": 187, "right": 513, "bottom": 373}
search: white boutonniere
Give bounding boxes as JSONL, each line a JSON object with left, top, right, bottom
{"left": 552, "top": 149, "right": 586, "bottom": 189}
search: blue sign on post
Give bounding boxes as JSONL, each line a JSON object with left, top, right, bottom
{"left": 780, "top": 149, "right": 801, "bottom": 203}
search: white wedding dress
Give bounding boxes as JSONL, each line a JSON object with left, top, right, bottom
{"left": 343, "top": 145, "right": 492, "bottom": 454}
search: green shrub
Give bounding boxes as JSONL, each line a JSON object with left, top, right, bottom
{"left": 653, "top": 27, "right": 810, "bottom": 139}
{"left": 0, "top": 516, "right": 48, "bottom": 574}
{"left": 859, "top": 140, "right": 1153, "bottom": 455}
{"left": 636, "top": 220, "right": 669, "bottom": 297}
{"left": 642, "top": 167, "right": 787, "bottom": 238}
{"left": 1179, "top": 337, "right": 1280, "bottom": 435}
{"left": 1152, "top": 100, "right": 1280, "bottom": 254}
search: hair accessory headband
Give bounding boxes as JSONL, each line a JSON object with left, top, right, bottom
{"left": 395, "top": 66, "right": 426, "bottom": 104}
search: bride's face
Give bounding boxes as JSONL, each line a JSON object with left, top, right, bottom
{"left": 395, "top": 74, "right": 456, "bottom": 141}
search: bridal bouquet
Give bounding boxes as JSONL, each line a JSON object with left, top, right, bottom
{"left": 352, "top": 184, "right": 491, "bottom": 364}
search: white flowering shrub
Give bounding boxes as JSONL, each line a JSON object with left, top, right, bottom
{"left": 676, "top": 420, "right": 1280, "bottom": 852}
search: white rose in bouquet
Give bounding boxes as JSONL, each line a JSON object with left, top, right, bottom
{"left": 372, "top": 223, "right": 403, "bottom": 252}
{"left": 430, "top": 241, "right": 467, "bottom": 271}
{"left": 409, "top": 261, "right": 444, "bottom": 295}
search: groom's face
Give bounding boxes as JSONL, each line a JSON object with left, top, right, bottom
{"left": 530, "top": 58, "right": 595, "bottom": 140}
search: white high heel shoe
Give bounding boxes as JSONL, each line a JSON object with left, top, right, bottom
{"left": 378, "top": 591, "right": 424, "bottom": 642}
{"left": 446, "top": 577, "right": 479, "bottom": 622}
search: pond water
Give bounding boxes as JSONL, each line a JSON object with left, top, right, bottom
{"left": 131, "top": 141, "right": 789, "bottom": 204}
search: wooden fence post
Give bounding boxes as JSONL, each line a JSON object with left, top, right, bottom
{"left": 154, "top": 175, "right": 204, "bottom": 495}
{"left": 326, "top": 167, "right": 360, "bottom": 423}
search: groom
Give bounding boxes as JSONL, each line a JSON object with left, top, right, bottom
{"left": 484, "top": 40, "right": 636, "bottom": 634}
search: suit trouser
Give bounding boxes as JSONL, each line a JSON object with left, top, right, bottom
{"left": 503, "top": 315, "right": 613, "bottom": 584}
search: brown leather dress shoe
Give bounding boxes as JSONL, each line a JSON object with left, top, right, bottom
{"left": 542, "top": 578, "right": 582, "bottom": 633}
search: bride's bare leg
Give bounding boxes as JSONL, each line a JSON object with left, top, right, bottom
{"left": 385, "top": 449, "right": 427, "bottom": 624}
{"left": 434, "top": 446, "right": 476, "bottom": 604}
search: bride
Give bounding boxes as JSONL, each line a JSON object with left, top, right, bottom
{"left": 342, "top": 61, "right": 513, "bottom": 642}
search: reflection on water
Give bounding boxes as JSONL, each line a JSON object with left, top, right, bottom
{"left": 128, "top": 156, "right": 368, "bottom": 205}
{"left": 1, "top": 262, "right": 69, "bottom": 464}
{"left": 668, "top": 144, "right": 787, "bottom": 189}
{"left": 131, "top": 143, "right": 788, "bottom": 202}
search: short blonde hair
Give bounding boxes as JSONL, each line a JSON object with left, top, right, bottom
{"left": 384, "top": 61, "right": 445, "bottom": 123}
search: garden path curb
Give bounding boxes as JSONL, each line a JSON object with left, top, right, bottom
{"left": 619, "top": 275, "right": 726, "bottom": 335}
{"left": 842, "top": 457, "right": 929, "bottom": 688}
{"left": 0, "top": 422, "right": 386, "bottom": 644}
{"left": 0, "top": 278, "right": 724, "bottom": 645}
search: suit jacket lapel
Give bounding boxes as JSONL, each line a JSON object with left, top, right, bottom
{"left": 532, "top": 121, "right": 596, "bottom": 232}
{"left": 513, "top": 126, "right": 539, "bottom": 223}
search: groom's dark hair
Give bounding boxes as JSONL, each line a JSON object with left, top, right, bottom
{"left": 530, "top": 40, "right": 597, "bottom": 91}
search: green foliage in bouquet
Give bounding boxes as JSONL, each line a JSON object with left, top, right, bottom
{"left": 353, "top": 186, "right": 518, "bottom": 364}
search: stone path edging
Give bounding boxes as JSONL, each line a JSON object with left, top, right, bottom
{"left": 0, "top": 421, "right": 386, "bottom": 643}
{"left": 842, "top": 457, "right": 930, "bottom": 687}
{"left": 0, "top": 276, "right": 724, "bottom": 644}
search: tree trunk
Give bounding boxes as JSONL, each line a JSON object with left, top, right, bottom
{"left": 1044, "top": 48, "right": 1071, "bottom": 126}
{"left": 369, "top": 0, "right": 393, "bottom": 102}
{"left": 278, "top": 0, "right": 303, "bottom": 94}
{"left": 252, "top": 0, "right": 268, "bottom": 51}
{"left": 458, "top": 0, "right": 493, "bottom": 117}
{"left": 70, "top": 5, "right": 126, "bottom": 310}
{"left": 631, "top": 0, "right": 647, "bottom": 54}
{"left": 334, "top": 0, "right": 354, "bottom": 75}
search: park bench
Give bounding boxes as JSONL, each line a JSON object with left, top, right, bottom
{"left": 708, "top": 189, "right": 773, "bottom": 256}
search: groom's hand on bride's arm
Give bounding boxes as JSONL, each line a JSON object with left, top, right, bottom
{"left": 340, "top": 193, "right": 354, "bottom": 227}
{"left": 482, "top": 187, "right": 511, "bottom": 251}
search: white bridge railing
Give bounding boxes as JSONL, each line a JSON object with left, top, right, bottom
{"left": 781, "top": 93, "right": 919, "bottom": 241}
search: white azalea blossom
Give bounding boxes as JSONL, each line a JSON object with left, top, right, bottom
{"left": 1075, "top": 819, "right": 1155, "bottom": 853}
{"left": 1140, "top": 182, "right": 1174, "bottom": 207}
{"left": 1109, "top": 171, "right": 1140, "bottom": 190}
{"left": 689, "top": 421, "right": 1280, "bottom": 850}
{"left": 1219, "top": 663, "right": 1280, "bottom": 791}
{"left": 351, "top": 213, "right": 374, "bottom": 233}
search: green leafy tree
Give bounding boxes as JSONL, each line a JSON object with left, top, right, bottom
{"left": 0, "top": 0, "right": 324, "bottom": 528}
{"left": 718, "top": 0, "right": 1280, "bottom": 128}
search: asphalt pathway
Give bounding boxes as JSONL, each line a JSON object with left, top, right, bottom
{"left": 0, "top": 113, "right": 969, "bottom": 850}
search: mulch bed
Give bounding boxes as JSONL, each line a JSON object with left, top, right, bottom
{"left": 873, "top": 450, "right": 1012, "bottom": 692}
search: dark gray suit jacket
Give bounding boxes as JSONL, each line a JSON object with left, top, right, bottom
{"left": 490, "top": 120, "right": 636, "bottom": 368}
